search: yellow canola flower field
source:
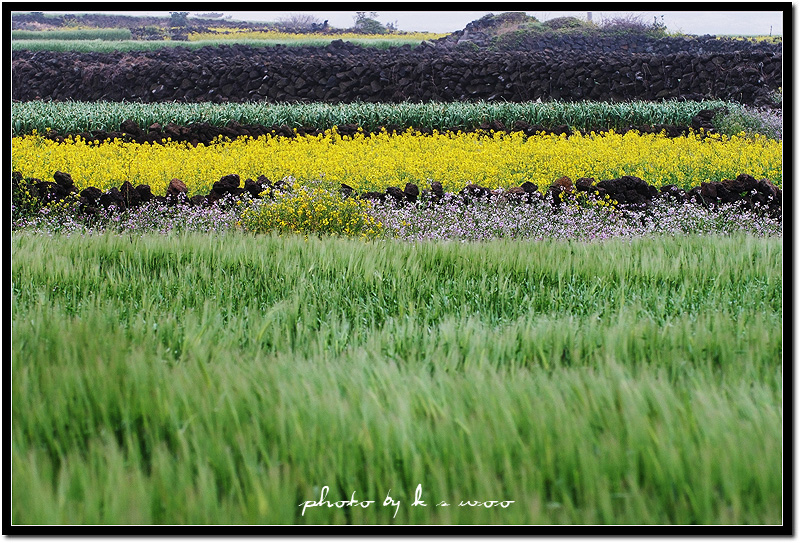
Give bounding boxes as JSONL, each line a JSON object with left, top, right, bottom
{"left": 11, "top": 129, "right": 782, "bottom": 197}
{"left": 188, "top": 28, "right": 448, "bottom": 42}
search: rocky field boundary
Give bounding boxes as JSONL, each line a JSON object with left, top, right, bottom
{"left": 12, "top": 38, "right": 781, "bottom": 105}
{"left": 34, "top": 108, "right": 719, "bottom": 147}
{"left": 14, "top": 168, "right": 782, "bottom": 223}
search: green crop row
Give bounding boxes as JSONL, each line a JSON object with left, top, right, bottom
{"left": 12, "top": 99, "right": 734, "bottom": 135}
{"left": 11, "top": 28, "right": 133, "bottom": 41}
{"left": 11, "top": 231, "right": 783, "bottom": 524}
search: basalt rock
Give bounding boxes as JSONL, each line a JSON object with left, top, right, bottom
{"left": 135, "top": 184, "right": 154, "bottom": 203}
{"left": 430, "top": 181, "right": 445, "bottom": 202}
{"left": 120, "top": 181, "right": 142, "bottom": 208}
{"left": 35, "top": 118, "right": 748, "bottom": 147}
{"left": 34, "top": 181, "right": 71, "bottom": 204}
{"left": 53, "top": 170, "right": 75, "bottom": 190}
{"left": 213, "top": 174, "right": 241, "bottom": 193}
{"left": 659, "top": 184, "right": 687, "bottom": 203}
{"left": 551, "top": 176, "right": 573, "bottom": 191}
{"left": 461, "top": 183, "right": 493, "bottom": 202}
{"left": 189, "top": 195, "right": 207, "bottom": 206}
{"left": 404, "top": 182, "right": 420, "bottom": 203}
{"left": 721, "top": 173, "right": 759, "bottom": 194}
{"left": 243, "top": 176, "right": 272, "bottom": 198}
{"left": 575, "top": 177, "right": 596, "bottom": 192}
{"left": 501, "top": 186, "right": 528, "bottom": 202}
{"left": 80, "top": 186, "right": 103, "bottom": 205}
{"left": 14, "top": 169, "right": 783, "bottom": 223}
{"left": 385, "top": 186, "right": 406, "bottom": 205}
{"left": 596, "top": 175, "right": 658, "bottom": 207}
{"left": 209, "top": 173, "right": 244, "bottom": 203}
{"left": 359, "top": 191, "right": 386, "bottom": 203}
{"left": 166, "top": 178, "right": 189, "bottom": 203}
{"left": 119, "top": 119, "right": 142, "bottom": 136}
{"left": 12, "top": 39, "right": 780, "bottom": 106}
{"left": 99, "top": 186, "right": 125, "bottom": 210}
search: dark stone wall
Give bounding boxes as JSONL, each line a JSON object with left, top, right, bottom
{"left": 11, "top": 39, "right": 781, "bottom": 105}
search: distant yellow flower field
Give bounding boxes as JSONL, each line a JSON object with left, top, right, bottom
{"left": 11, "top": 129, "right": 782, "bottom": 197}
{"left": 188, "top": 28, "right": 448, "bottom": 42}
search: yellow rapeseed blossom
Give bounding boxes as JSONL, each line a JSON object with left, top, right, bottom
{"left": 188, "top": 28, "right": 448, "bottom": 42}
{"left": 11, "top": 129, "right": 782, "bottom": 196}
{"left": 239, "top": 185, "right": 384, "bottom": 239}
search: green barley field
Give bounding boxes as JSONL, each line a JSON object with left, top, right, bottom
{"left": 10, "top": 38, "right": 434, "bottom": 53}
{"left": 11, "top": 231, "right": 782, "bottom": 525}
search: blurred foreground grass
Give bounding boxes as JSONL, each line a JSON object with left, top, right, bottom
{"left": 11, "top": 231, "right": 782, "bottom": 524}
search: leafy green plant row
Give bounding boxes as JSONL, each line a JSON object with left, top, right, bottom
{"left": 12, "top": 99, "right": 734, "bottom": 136}
{"left": 10, "top": 37, "right": 430, "bottom": 53}
{"left": 11, "top": 232, "right": 782, "bottom": 524}
{"left": 11, "top": 28, "right": 133, "bottom": 40}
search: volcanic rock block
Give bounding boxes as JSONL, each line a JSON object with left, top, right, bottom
{"left": 359, "top": 191, "right": 386, "bottom": 203}
{"left": 756, "top": 178, "right": 779, "bottom": 201}
{"left": 687, "top": 186, "right": 706, "bottom": 206}
{"left": 659, "top": 184, "right": 686, "bottom": 202}
{"left": 209, "top": 174, "right": 244, "bottom": 204}
{"left": 502, "top": 186, "right": 528, "bottom": 202}
{"left": 34, "top": 181, "right": 70, "bottom": 204}
{"left": 163, "top": 123, "right": 182, "bottom": 139}
{"left": 596, "top": 176, "right": 655, "bottom": 207}
{"left": 385, "top": 186, "right": 406, "bottom": 205}
{"left": 119, "top": 119, "right": 142, "bottom": 136}
{"left": 404, "top": 183, "right": 419, "bottom": 203}
{"left": 166, "top": 178, "right": 189, "bottom": 199}
{"left": 273, "top": 178, "right": 293, "bottom": 193}
{"left": 691, "top": 109, "right": 719, "bottom": 132}
{"left": 700, "top": 181, "right": 719, "bottom": 201}
{"left": 721, "top": 173, "right": 759, "bottom": 195}
{"left": 513, "top": 120, "right": 540, "bottom": 136}
{"left": 700, "top": 181, "right": 738, "bottom": 204}
{"left": 53, "top": 170, "right": 75, "bottom": 190}
{"left": 480, "top": 119, "right": 507, "bottom": 132}
{"left": 244, "top": 178, "right": 268, "bottom": 198}
{"left": 551, "top": 176, "right": 573, "bottom": 191}
{"left": 99, "top": 187, "right": 125, "bottom": 210}
{"left": 249, "top": 175, "right": 274, "bottom": 198}
{"left": 135, "top": 184, "right": 153, "bottom": 203}
{"left": 546, "top": 176, "right": 574, "bottom": 206}
{"left": 430, "top": 181, "right": 445, "bottom": 202}
{"left": 461, "top": 183, "right": 493, "bottom": 202}
{"left": 213, "top": 174, "right": 242, "bottom": 194}
{"left": 189, "top": 195, "right": 207, "bottom": 206}
{"left": 575, "top": 177, "right": 595, "bottom": 192}
{"left": 120, "top": 181, "right": 142, "bottom": 208}
{"left": 80, "top": 186, "right": 103, "bottom": 205}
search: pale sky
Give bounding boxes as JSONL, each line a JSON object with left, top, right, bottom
{"left": 30, "top": 8, "right": 786, "bottom": 36}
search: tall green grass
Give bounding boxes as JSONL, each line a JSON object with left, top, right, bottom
{"left": 12, "top": 99, "right": 733, "bottom": 136}
{"left": 11, "top": 28, "right": 133, "bottom": 40}
{"left": 11, "top": 232, "right": 782, "bottom": 525}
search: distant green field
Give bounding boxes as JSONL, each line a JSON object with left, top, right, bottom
{"left": 10, "top": 37, "right": 430, "bottom": 52}
{"left": 12, "top": 231, "right": 783, "bottom": 524}
{"left": 11, "top": 28, "right": 132, "bottom": 40}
